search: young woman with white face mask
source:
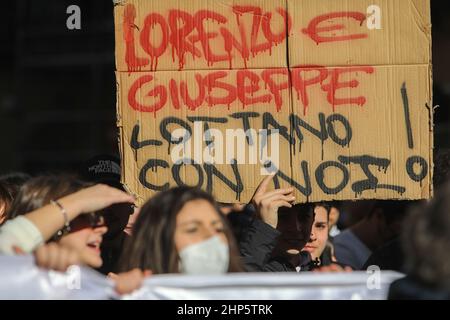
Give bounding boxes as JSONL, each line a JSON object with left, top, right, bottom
{"left": 119, "top": 187, "right": 243, "bottom": 274}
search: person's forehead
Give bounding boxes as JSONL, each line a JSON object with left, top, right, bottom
{"left": 314, "top": 206, "right": 328, "bottom": 221}
{"left": 177, "top": 199, "right": 220, "bottom": 224}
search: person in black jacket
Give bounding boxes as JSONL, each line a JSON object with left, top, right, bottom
{"left": 388, "top": 181, "right": 450, "bottom": 299}
{"left": 239, "top": 174, "right": 319, "bottom": 272}
{"left": 78, "top": 155, "right": 133, "bottom": 275}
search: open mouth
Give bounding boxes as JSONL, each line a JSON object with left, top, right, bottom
{"left": 86, "top": 241, "right": 101, "bottom": 254}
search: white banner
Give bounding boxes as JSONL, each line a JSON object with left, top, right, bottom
{"left": 0, "top": 255, "right": 403, "bottom": 300}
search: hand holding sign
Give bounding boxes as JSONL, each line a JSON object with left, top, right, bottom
{"left": 251, "top": 174, "right": 295, "bottom": 229}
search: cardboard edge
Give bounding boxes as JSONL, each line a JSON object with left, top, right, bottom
{"left": 428, "top": 63, "right": 434, "bottom": 199}
{"left": 428, "top": 0, "right": 434, "bottom": 199}
{"left": 115, "top": 71, "right": 127, "bottom": 197}
{"left": 112, "top": 0, "right": 127, "bottom": 73}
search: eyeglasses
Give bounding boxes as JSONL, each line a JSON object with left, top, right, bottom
{"left": 69, "top": 212, "right": 105, "bottom": 233}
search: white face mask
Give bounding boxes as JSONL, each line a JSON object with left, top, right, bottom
{"left": 178, "top": 235, "right": 230, "bottom": 275}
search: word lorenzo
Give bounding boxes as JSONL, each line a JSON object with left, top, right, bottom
{"left": 122, "top": 4, "right": 370, "bottom": 70}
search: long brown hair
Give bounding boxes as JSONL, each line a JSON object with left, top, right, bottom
{"left": 7, "top": 174, "right": 88, "bottom": 221}
{"left": 0, "top": 183, "right": 13, "bottom": 224}
{"left": 119, "top": 187, "right": 243, "bottom": 274}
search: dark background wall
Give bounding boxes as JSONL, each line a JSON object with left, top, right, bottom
{"left": 0, "top": 0, "right": 448, "bottom": 175}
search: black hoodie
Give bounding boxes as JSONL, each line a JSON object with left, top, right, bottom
{"left": 239, "top": 218, "right": 315, "bottom": 272}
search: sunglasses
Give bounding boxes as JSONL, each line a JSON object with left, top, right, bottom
{"left": 69, "top": 212, "right": 106, "bottom": 233}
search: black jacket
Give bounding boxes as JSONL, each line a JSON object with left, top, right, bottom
{"left": 97, "top": 232, "right": 129, "bottom": 275}
{"left": 239, "top": 218, "right": 314, "bottom": 272}
{"left": 388, "top": 276, "right": 450, "bottom": 300}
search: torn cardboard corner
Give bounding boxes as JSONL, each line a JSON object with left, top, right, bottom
{"left": 114, "top": 0, "right": 432, "bottom": 204}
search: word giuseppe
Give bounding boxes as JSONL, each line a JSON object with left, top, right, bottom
{"left": 128, "top": 66, "right": 374, "bottom": 116}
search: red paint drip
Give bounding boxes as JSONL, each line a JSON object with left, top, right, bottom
{"left": 168, "top": 9, "right": 202, "bottom": 70}
{"left": 128, "top": 75, "right": 167, "bottom": 116}
{"left": 237, "top": 70, "right": 272, "bottom": 108}
{"left": 123, "top": 4, "right": 149, "bottom": 72}
{"left": 180, "top": 73, "right": 205, "bottom": 110}
{"left": 291, "top": 66, "right": 328, "bottom": 115}
{"left": 321, "top": 66, "right": 374, "bottom": 111}
{"left": 261, "top": 68, "right": 290, "bottom": 112}
{"left": 203, "top": 71, "right": 237, "bottom": 106}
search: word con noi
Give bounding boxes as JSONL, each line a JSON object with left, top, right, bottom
{"left": 138, "top": 153, "right": 427, "bottom": 202}
{"left": 170, "top": 122, "right": 280, "bottom": 175}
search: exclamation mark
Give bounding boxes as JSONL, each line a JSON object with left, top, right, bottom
{"left": 401, "top": 82, "right": 414, "bottom": 149}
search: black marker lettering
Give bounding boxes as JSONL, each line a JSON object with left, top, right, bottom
{"left": 315, "top": 161, "right": 349, "bottom": 194}
{"left": 139, "top": 159, "right": 170, "bottom": 191}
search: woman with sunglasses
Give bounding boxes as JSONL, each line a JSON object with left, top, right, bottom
{"left": 1, "top": 174, "right": 151, "bottom": 294}
{"left": 1, "top": 174, "right": 134, "bottom": 268}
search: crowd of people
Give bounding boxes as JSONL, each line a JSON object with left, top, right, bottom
{"left": 0, "top": 150, "right": 449, "bottom": 298}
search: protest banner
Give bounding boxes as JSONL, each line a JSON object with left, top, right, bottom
{"left": 0, "top": 256, "right": 403, "bottom": 300}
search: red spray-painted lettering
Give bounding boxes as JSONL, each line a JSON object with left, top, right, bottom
{"left": 302, "top": 11, "right": 368, "bottom": 44}
{"left": 291, "top": 66, "right": 374, "bottom": 114}
{"left": 127, "top": 67, "right": 374, "bottom": 116}
{"left": 123, "top": 4, "right": 291, "bottom": 71}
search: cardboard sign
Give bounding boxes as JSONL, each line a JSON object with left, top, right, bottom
{"left": 114, "top": 0, "right": 432, "bottom": 204}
